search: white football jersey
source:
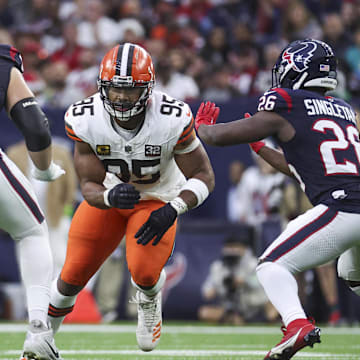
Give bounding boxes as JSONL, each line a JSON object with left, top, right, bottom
{"left": 65, "top": 90, "right": 197, "bottom": 202}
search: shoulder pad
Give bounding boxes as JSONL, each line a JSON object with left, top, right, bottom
{"left": 0, "top": 45, "right": 24, "bottom": 73}
{"left": 257, "top": 88, "right": 293, "bottom": 114}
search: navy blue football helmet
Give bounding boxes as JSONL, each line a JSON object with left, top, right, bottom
{"left": 272, "top": 39, "right": 337, "bottom": 91}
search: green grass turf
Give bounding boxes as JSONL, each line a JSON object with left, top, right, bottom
{"left": 0, "top": 322, "right": 359, "bottom": 360}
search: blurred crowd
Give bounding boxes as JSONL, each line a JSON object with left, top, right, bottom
{"left": 0, "top": 0, "right": 360, "bottom": 108}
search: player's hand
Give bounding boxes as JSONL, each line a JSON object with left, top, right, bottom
{"left": 195, "top": 101, "right": 220, "bottom": 131}
{"left": 106, "top": 183, "right": 140, "bottom": 209}
{"left": 244, "top": 113, "right": 266, "bottom": 154}
{"left": 32, "top": 161, "right": 66, "bottom": 181}
{"left": 135, "top": 203, "right": 177, "bottom": 246}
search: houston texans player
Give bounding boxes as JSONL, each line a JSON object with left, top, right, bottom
{"left": 196, "top": 38, "right": 360, "bottom": 360}
{"left": 47, "top": 43, "right": 214, "bottom": 352}
{"left": 0, "top": 45, "right": 65, "bottom": 360}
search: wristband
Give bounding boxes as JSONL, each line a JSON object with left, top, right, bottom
{"left": 169, "top": 197, "right": 188, "bottom": 215}
{"left": 250, "top": 141, "right": 266, "bottom": 154}
{"left": 103, "top": 189, "right": 111, "bottom": 207}
{"left": 180, "top": 178, "right": 209, "bottom": 208}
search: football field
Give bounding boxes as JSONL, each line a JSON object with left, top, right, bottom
{"left": 0, "top": 322, "right": 359, "bottom": 360}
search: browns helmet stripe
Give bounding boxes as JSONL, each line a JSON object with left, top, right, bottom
{"left": 126, "top": 44, "right": 135, "bottom": 76}
{"left": 115, "top": 44, "right": 123, "bottom": 76}
{"left": 116, "top": 43, "right": 135, "bottom": 77}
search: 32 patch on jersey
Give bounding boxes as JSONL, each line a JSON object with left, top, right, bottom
{"left": 145, "top": 145, "right": 161, "bottom": 156}
{"left": 96, "top": 145, "right": 111, "bottom": 155}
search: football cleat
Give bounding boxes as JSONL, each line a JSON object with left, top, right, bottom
{"left": 130, "top": 290, "right": 162, "bottom": 351}
{"left": 20, "top": 320, "right": 63, "bottom": 360}
{"left": 264, "top": 318, "right": 321, "bottom": 360}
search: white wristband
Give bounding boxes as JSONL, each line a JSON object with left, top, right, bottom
{"left": 103, "top": 189, "right": 111, "bottom": 207}
{"left": 169, "top": 197, "right": 188, "bottom": 215}
{"left": 180, "top": 178, "right": 209, "bottom": 208}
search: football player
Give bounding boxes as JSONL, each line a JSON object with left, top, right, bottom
{"left": 48, "top": 43, "right": 214, "bottom": 352}
{"left": 0, "top": 45, "right": 65, "bottom": 360}
{"left": 195, "top": 38, "right": 360, "bottom": 360}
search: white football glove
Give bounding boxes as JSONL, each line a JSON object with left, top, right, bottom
{"left": 32, "top": 161, "right": 66, "bottom": 181}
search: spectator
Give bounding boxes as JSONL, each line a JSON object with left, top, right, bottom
{"left": 198, "top": 234, "right": 277, "bottom": 324}
{"left": 228, "top": 46, "right": 259, "bottom": 96}
{"left": 155, "top": 55, "right": 200, "bottom": 102}
{"left": 202, "top": 65, "right": 237, "bottom": 102}
{"left": 282, "top": 0, "right": 322, "bottom": 42}
{"left": 322, "top": 13, "right": 352, "bottom": 62}
{"left": 253, "top": 42, "right": 283, "bottom": 95}
{"left": 200, "top": 26, "right": 229, "bottom": 68}
{"left": 76, "top": 0, "right": 119, "bottom": 51}
{"left": 66, "top": 47, "right": 99, "bottom": 99}
{"left": 51, "top": 20, "right": 85, "bottom": 71}
{"left": 37, "top": 60, "right": 83, "bottom": 108}
{"left": 226, "top": 160, "right": 245, "bottom": 223}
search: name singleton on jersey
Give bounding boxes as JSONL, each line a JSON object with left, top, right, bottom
{"left": 304, "top": 99, "right": 356, "bottom": 124}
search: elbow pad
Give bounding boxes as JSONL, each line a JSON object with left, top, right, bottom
{"left": 10, "top": 97, "right": 51, "bottom": 151}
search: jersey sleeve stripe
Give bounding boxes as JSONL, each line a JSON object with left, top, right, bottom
{"left": 177, "top": 129, "right": 195, "bottom": 145}
{"left": 178, "top": 117, "right": 194, "bottom": 141}
{"left": 273, "top": 88, "right": 293, "bottom": 113}
{"left": 66, "top": 133, "right": 83, "bottom": 142}
{"left": 65, "top": 124, "right": 75, "bottom": 135}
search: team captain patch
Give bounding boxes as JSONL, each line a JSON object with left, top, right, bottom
{"left": 145, "top": 145, "right": 161, "bottom": 156}
{"left": 96, "top": 145, "right": 111, "bottom": 155}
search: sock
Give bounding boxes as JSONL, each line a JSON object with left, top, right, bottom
{"left": 257, "top": 262, "right": 307, "bottom": 327}
{"left": 48, "top": 278, "right": 77, "bottom": 334}
{"left": 131, "top": 269, "right": 166, "bottom": 297}
{"left": 16, "top": 222, "right": 52, "bottom": 325}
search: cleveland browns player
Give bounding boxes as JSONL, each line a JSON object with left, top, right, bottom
{"left": 47, "top": 43, "right": 214, "bottom": 352}
{"left": 196, "top": 38, "right": 360, "bottom": 360}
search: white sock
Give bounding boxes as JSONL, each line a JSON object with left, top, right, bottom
{"left": 16, "top": 223, "right": 52, "bottom": 325}
{"left": 48, "top": 278, "right": 77, "bottom": 334}
{"left": 257, "top": 262, "right": 306, "bottom": 327}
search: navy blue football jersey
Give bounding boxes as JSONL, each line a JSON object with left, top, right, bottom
{"left": 0, "top": 44, "right": 24, "bottom": 110}
{"left": 257, "top": 87, "right": 360, "bottom": 213}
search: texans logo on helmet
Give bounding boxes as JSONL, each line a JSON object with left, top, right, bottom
{"left": 282, "top": 41, "right": 317, "bottom": 72}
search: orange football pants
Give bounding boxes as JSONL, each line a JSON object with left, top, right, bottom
{"left": 60, "top": 200, "right": 177, "bottom": 288}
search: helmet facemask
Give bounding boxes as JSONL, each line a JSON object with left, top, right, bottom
{"left": 98, "top": 75, "right": 154, "bottom": 122}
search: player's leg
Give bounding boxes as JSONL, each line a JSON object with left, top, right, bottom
{"left": 48, "top": 201, "right": 126, "bottom": 334}
{"left": 0, "top": 152, "right": 62, "bottom": 359}
{"left": 126, "top": 200, "right": 176, "bottom": 351}
{"left": 256, "top": 205, "right": 360, "bottom": 359}
{"left": 338, "top": 245, "right": 360, "bottom": 296}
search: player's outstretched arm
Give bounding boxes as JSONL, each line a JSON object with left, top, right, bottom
{"left": 251, "top": 142, "right": 293, "bottom": 177}
{"left": 6, "top": 67, "right": 65, "bottom": 180}
{"left": 195, "top": 102, "right": 290, "bottom": 147}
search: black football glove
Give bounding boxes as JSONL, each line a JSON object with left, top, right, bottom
{"left": 135, "top": 203, "right": 177, "bottom": 246}
{"left": 107, "top": 183, "right": 140, "bottom": 209}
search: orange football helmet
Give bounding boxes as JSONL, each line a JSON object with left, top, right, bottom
{"left": 97, "top": 43, "right": 155, "bottom": 121}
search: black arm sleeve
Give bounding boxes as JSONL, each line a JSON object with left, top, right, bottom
{"left": 10, "top": 97, "right": 51, "bottom": 151}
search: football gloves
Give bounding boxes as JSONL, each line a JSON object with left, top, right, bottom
{"left": 32, "top": 161, "right": 66, "bottom": 181}
{"left": 107, "top": 183, "right": 140, "bottom": 209}
{"left": 195, "top": 101, "right": 220, "bottom": 131}
{"left": 135, "top": 203, "right": 177, "bottom": 246}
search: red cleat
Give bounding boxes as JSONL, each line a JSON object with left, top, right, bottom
{"left": 264, "top": 318, "right": 321, "bottom": 360}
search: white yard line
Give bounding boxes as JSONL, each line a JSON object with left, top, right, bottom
{"left": 0, "top": 349, "right": 358, "bottom": 358}
{"left": 0, "top": 323, "right": 359, "bottom": 335}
